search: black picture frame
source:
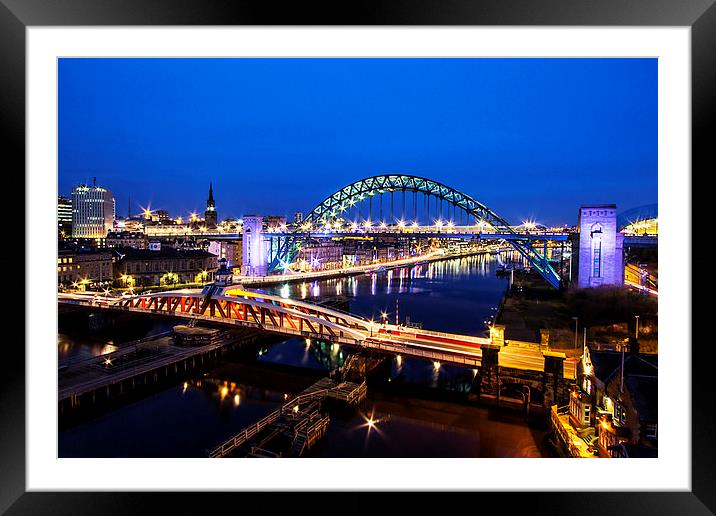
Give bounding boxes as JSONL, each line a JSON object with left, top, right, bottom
{"left": 2, "top": 0, "right": 713, "bottom": 514}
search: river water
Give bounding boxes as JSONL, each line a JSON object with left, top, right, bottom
{"left": 58, "top": 253, "right": 552, "bottom": 458}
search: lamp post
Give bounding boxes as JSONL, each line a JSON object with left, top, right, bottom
{"left": 634, "top": 315, "right": 640, "bottom": 339}
{"left": 572, "top": 317, "right": 579, "bottom": 357}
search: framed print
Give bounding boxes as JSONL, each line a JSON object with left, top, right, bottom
{"left": 2, "top": 0, "right": 714, "bottom": 513}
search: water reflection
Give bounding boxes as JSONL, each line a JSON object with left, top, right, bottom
{"left": 262, "top": 253, "right": 509, "bottom": 336}
{"left": 58, "top": 334, "right": 118, "bottom": 363}
{"left": 257, "top": 338, "right": 348, "bottom": 371}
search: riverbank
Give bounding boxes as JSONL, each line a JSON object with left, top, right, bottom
{"left": 496, "top": 269, "right": 659, "bottom": 356}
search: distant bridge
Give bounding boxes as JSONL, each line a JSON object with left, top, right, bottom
{"left": 267, "top": 174, "right": 567, "bottom": 288}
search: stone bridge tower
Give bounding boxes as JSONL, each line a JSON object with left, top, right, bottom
{"left": 573, "top": 204, "right": 624, "bottom": 288}
{"left": 241, "top": 216, "right": 268, "bottom": 277}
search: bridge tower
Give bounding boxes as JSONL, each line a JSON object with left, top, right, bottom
{"left": 573, "top": 205, "right": 624, "bottom": 288}
{"left": 242, "top": 216, "right": 268, "bottom": 277}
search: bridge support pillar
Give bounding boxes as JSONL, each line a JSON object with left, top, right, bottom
{"left": 242, "top": 216, "right": 268, "bottom": 276}
{"left": 479, "top": 344, "right": 501, "bottom": 404}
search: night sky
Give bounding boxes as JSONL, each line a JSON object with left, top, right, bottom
{"left": 59, "top": 58, "right": 657, "bottom": 225}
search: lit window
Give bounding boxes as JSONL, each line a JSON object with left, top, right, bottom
{"left": 592, "top": 238, "right": 601, "bottom": 278}
{"left": 615, "top": 402, "right": 627, "bottom": 425}
{"left": 583, "top": 405, "right": 591, "bottom": 424}
{"left": 645, "top": 423, "right": 657, "bottom": 439}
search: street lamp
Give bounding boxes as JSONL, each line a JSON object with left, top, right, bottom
{"left": 572, "top": 317, "right": 579, "bottom": 357}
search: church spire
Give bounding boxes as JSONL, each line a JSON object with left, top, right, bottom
{"left": 204, "top": 181, "right": 217, "bottom": 228}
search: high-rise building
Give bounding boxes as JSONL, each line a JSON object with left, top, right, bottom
{"left": 58, "top": 195, "right": 72, "bottom": 238}
{"left": 71, "top": 179, "right": 115, "bottom": 239}
{"left": 294, "top": 212, "right": 304, "bottom": 224}
{"left": 205, "top": 182, "right": 217, "bottom": 228}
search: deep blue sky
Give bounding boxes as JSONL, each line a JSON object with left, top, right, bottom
{"left": 59, "top": 58, "right": 657, "bottom": 225}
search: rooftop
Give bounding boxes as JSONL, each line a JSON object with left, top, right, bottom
{"left": 588, "top": 348, "right": 657, "bottom": 383}
{"left": 114, "top": 247, "right": 216, "bottom": 261}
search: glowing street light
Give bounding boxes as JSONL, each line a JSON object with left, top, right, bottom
{"left": 363, "top": 220, "right": 372, "bottom": 229}
{"left": 362, "top": 410, "right": 380, "bottom": 434}
{"left": 523, "top": 220, "right": 537, "bottom": 231}
{"left": 397, "top": 219, "right": 406, "bottom": 229}
{"left": 412, "top": 221, "right": 419, "bottom": 228}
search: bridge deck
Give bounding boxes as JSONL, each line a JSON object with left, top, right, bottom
{"left": 58, "top": 289, "right": 574, "bottom": 378}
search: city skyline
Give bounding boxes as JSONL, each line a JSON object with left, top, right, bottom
{"left": 59, "top": 58, "right": 657, "bottom": 225}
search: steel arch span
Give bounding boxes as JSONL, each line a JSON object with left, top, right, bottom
{"left": 270, "top": 174, "right": 562, "bottom": 288}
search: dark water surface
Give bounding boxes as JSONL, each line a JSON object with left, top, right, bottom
{"left": 59, "top": 253, "right": 551, "bottom": 458}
